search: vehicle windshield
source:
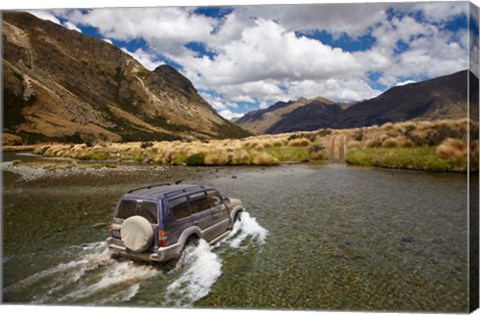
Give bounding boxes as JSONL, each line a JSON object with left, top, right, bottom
{"left": 116, "top": 199, "right": 158, "bottom": 224}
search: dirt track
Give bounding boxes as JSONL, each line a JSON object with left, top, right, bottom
{"left": 329, "top": 135, "right": 347, "bottom": 163}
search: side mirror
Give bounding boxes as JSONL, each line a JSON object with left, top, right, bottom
{"left": 223, "top": 197, "right": 231, "bottom": 204}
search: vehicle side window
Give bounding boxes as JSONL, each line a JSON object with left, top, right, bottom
{"left": 189, "top": 192, "right": 210, "bottom": 213}
{"left": 169, "top": 197, "right": 191, "bottom": 220}
{"left": 207, "top": 191, "right": 223, "bottom": 208}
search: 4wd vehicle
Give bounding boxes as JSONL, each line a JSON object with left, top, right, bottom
{"left": 107, "top": 183, "right": 244, "bottom": 263}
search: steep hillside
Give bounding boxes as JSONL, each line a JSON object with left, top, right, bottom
{"left": 331, "top": 70, "right": 477, "bottom": 128}
{"left": 235, "top": 96, "right": 337, "bottom": 134}
{"left": 2, "top": 12, "right": 250, "bottom": 145}
{"left": 265, "top": 100, "right": 343, "bottom": 133}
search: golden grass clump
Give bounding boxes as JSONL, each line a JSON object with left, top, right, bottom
{"left": 288, "top": 138, "right": 311, "bottom": 147}
{"left": 380, "top": 122, "right": 395, "bottom": 130}
{"left": 436, "top": 138, "right": 467, "bottom": 162}
{"left": 310, "top": 151, "right": 325, "bottom": 160}
{"left": 365, "top": 139, "right": 380, "bottom": 148}
{"left": 347, "top": 140, "right": 361, "bottom": 148}
{"left": 381, "top": 138, "right": 399, "bottom": 148}
{"left": 397, "top": 137, "right": 414, "bottom": 148}
{"left": 252, "top": 152, "right": 279, "bottom": 165}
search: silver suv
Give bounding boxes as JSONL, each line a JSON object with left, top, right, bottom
{"left": 107, "top": 183, "right": 244, "bottom": 263}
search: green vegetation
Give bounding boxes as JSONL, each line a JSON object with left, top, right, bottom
{"left": 346, "top": 146, "right": 468, "bottom": 172}
{"left": 264, "top": 146, "right": 311, "bottom": 162}
{"left": 185, "top": 153, "right": 206, "bottom": 166}
{"left": 21, "top": 119, "right": 477, "bottom": 172}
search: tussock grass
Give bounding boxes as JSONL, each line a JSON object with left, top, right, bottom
{"left": 28, "top": 118, "right": 477, "bottom": 171}
{"left": 436, "top": 138, "right": 467, "bottom": 162}
{"left": 288, "top": 138, "right": 311, "bottom": 147}
{"left": 252, "top": 152, "right": 279, "bottom": 165}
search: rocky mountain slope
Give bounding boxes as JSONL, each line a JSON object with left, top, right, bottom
{"left": 236, "top": 70, "right": 477, "bottom": 134}
{"left": 2, "top": 12, "right": 250, "bottom": 145}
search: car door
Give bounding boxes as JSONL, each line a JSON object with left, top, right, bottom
{"left": 164, "top": 196, "right": 192, "bottom": 246}
{"left": 188, "top": 192, "right": 215, "bottom": 241}
{"left": 207, "top": 190, "right": 231, "bottom": 237}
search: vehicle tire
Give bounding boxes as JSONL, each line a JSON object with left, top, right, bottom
{"left": 176, "top": 236, "right": 199, "bottom": 267}
{"left": 120, "top": 215, "right": 154, "bottom": 253}
{"left": 234, "top": 211, "right": 243, "bottom": 223}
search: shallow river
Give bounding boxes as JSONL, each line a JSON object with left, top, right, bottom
{"left": 1, "top": 152, "right": 475, "bottom": 312}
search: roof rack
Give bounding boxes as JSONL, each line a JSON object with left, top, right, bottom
{"left": 128, "top": 183, "right": 171, "bottom": 193}
{"left": 163, "top": 185, "right": 206, "bottom": 198}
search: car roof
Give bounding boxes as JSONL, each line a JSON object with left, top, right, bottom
{"left": 122, "top": 183, "right": 214, "bottom": 201}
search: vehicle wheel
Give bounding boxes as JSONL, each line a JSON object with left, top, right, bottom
{"left": 234, "top": 211, "right": 243, "bottom": 223}
{"left": 120, "top": 215, "right": 154, "bottom": 253}
{"left": 176, "top": 236, "right": 199, "bottom": 267}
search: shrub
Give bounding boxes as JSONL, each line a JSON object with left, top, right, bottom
{"left": 317, "top": 129, "right": 332, "bottom": 137}
{"left": 352, "top": 129, "right": 364, "bottom": 141}
{"left": 436, "top": 138, "right": 467, "bottom": 162}
{"left": 185, "top": 152, "right": 206, "bottom": 166}
{"left": 309, "top": 144, "right": 325, "bottom": 154}
{"left": 288, "top": 138, "right": 311, "bottom": 147}
{"left": 252, "top": 152, "right": 279, "bottom": 165}
{"left": 381, "top": 122, "right": 395, "bottom": 130}
{"left": 397, "top": 137, "right": 414, "bottom": 148}
{"left": 140, "top": 141, "right": 153, "bottom": 149}
{"left": 365, "top": 139, "right": 380, "bottom": 148}
{"left": 382, "top": 138, "right": 399, "bottom": 148}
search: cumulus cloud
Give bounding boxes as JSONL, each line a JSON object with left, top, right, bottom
{"left": 28, "top": 2, "right": 472, "bottom": 117}
{"left": 120, "top": 47, "right": 164, "bottom": 71}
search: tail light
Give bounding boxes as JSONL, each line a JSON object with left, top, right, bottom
{"left": 158, "top": 230, "right": 168, "bottom": 247}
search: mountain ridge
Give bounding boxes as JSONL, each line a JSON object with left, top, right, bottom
{"left": 235, "top": 70, "right": 478, "bottom": 134}
{"left": 2, "top": 12, "right": 251, "bottom": 145}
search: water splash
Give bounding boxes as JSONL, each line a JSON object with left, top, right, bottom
{"left": 165, "top": 240, "right": 222, "bottom": 307}
{"left": 5, "top": 212, "right": 268, "bottom": 306}
{"left": 223, "top": 211, "right": 268, "bottom": 249}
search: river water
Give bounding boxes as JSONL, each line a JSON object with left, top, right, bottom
{"left": 1, "top": 152, "right": 474, "bottom": 312}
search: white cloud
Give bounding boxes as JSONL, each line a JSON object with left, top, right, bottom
{"left": 218, "top": 109, "right": 241, "bottom": 120}
{"left": 30, "top": 2, "right": 472, "bottom": 117}
{"left": 27, "top": 9, "right": 62, "bottom": 24}
{"left": 63, "top": 21, "right": 81, "bottom": 32}
{"left": 410, "top": 2, "right": 468, "bottom": 23}
{"left": 120, "top": 47, "right": 164, "bottom": 71}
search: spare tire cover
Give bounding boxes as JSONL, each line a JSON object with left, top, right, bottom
{"left": 121, "top": 215, "right": 154, "bottom": 253}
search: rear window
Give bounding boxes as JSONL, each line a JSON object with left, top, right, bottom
{"left": 116, "top": 199, "right": 158, "bottom": 223}
{"left": 169, "top": 197, "right": 191, "bottom": 220}
{"left": 189, "top": 192, "right": 210, "bottom": 213}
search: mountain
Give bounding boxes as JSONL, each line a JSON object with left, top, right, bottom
{"left": 331, "top": 70, "right": 478, "bottom": 128}
{"left": 2, "top": 12, "right": 251, "bottom": 145}
{"left": 236, "top": 70, "right": 477, "bottom": 134}
{"left": 235, "top": 96, "right": 338, "bottom": 134}
{"left": 265, "top": 100, "right": 343, "bottom": 133}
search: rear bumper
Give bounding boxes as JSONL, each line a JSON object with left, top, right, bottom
{"left": 107, "top": 237, "right": 182, "bottom": 263}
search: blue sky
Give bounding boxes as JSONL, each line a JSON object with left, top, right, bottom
{"left": 28, "top": 1, "right": 475, "bottom": 119}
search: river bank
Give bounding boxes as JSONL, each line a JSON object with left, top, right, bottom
{"left": 3, "top": 118, "right": 477, "bottom": 172}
